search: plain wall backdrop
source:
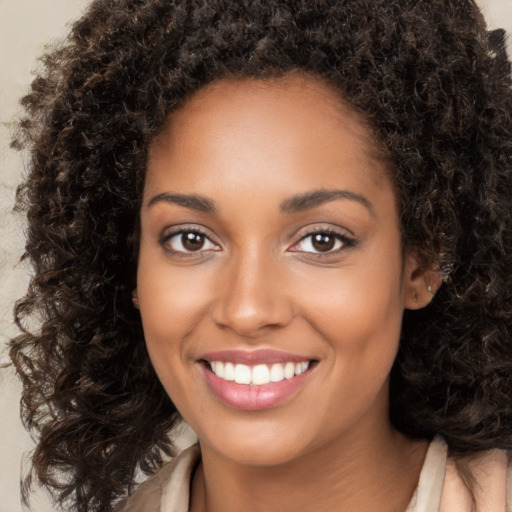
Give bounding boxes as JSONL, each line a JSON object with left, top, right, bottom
{"left": 1, "top": 1, "right": 511, "bottom": 511}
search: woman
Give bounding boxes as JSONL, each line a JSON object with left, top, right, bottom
{"left": 10, "top": 1, "right": 512, "bottom": 511}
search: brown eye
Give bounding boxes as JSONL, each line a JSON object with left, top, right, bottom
{"left": 290, "top": 230, "right": 353, "bottom": 255}
{"left": 162, "top": 229, "right": 219, "bottom": 254}
{"left": 182, "top": 232, "right": 205, "bottom": 251}
{"left": 311, "top": 233, "right": 336, "bottom": 252}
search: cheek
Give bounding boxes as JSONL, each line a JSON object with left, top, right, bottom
{"left": 295, "top": 254, "right": 403, "bottom": 338}
{"left": 136, "top": 270, "right": 210, "bottom": 419}
{"left": 135, "top": 250, "right": 215, "bottom": 396}
{"left": 291, "top": 244, "right": 405, "bottom": 381}
{"left": 136, "top": 233, "right": 217, "bottom": 337}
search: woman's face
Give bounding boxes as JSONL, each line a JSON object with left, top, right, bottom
{"left": 136, "top": 74, "right": 424, "bottom": 466}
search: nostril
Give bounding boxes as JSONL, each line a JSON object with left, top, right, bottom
{"left": 210, "top": 296, "right": 294, "bottom": 337}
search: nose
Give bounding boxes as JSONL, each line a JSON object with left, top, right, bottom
{"left": 211, "top": 249, "right": 294, "bottom": 338}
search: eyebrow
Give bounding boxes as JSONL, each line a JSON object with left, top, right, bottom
{"left": 147, "top": 192, "right": 216, "bottom": 213}
{"left": 147, "top": 188, "right": 374, "bottom": 216}
{"left": 280, "top": 189, "right": 375, "bottom": 216}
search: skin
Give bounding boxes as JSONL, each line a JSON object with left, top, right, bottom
{"left": 135, "top": 74, "right": 436, "bottom": 512}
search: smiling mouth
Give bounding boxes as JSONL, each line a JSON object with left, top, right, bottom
{"left": 199, "top": 352, "right": 318, "bottom": 410}
{"left": 203, "top": 360, "right": 315, "bottom": 386}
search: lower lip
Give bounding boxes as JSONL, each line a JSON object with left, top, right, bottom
{"left": 202, "top": 365, "right": 312, "bottom": 411}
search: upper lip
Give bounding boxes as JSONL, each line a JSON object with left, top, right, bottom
{"left": 199, "top": 349, "right": 313, "bottom": 365}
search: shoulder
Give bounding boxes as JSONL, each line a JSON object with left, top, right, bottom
{"left": 118, "top": 440, "right": 511, "bottom": 511}
{"left": 441, "top": 445, "right": 511, "bottom": 512}
{"left": 117, "top": 444, "right": 201, "bottom": 512}
{"left": 408, "top": 437, "right": 512, "bottom": 512}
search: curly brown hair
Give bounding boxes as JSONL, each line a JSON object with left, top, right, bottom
{"left": 10, "top": 0, "right": 512, "bottom": 510}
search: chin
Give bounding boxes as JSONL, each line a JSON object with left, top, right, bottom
{"left": 195, "top": 419, "right": 317, "bottom": 467}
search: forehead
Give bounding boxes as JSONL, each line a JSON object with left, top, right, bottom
{"left": 146, "top": 74, "right": 392, "bottom": 200}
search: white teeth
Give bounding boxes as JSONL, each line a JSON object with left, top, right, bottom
{"left": 270, "top": 363, "right": 285, "bottom": 382}
{"left": 252, "top": 364, "right": 271, "bottom": 385}
{"left": 224, "top": 362, "right": 235, "bottom": 381}
{"left": 234, "top": 364, "right": 251, "bottom": 384}
{"left": 295, "top": 361, "right": 310, "bottom": 375}
{"left": 209, "top": 360, "right": 311, "bottom": 385}
{"left": 284, "top": 362, "right": 295, "bottom": 379}
{"left": 211, "top": 361, "right": 224, "bottom": 378}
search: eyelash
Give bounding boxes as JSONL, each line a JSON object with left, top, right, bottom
{"left": 159, "top": 227, "right": 220, "bottom": 256}
{"left": 159, "top": 226, "right": 356, "bottom": 257}
{"left": 289, "top": 228, "right": 356, "bottom": 257}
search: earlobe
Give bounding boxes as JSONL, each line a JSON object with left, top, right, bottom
{"left": 132, "top": 289, "right": 140, "bottom": 309}
{"left": 403, "top": 253, "right": 443, "bottom": 310}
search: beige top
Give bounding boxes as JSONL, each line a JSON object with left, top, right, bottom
{"left": 121, "top": 437, "right": 511, "bottom": 512}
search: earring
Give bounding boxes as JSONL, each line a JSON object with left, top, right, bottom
{"left": 427, "top": 285, "right": 433, "bottom": 294}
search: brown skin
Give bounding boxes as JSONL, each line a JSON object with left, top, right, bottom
{"left": 135, "top": 74, "right": 438, "bottom": 512}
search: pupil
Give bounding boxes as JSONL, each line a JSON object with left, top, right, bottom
{"left": 312, "top": 233, "right": 335, "bottom": 252}
{"left": 182, "top": 232, "right": 204, "bottom": 251}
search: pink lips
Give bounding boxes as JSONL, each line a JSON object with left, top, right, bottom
{"left": 199, "top": 350, "right": 313, "bottom": 411}
{"left": 200, "top": 349, "right": 310, "bottom": 365}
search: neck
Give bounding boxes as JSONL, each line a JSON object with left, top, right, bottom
{"left": 190, "top": 421, "right": 428, "bottom": 512}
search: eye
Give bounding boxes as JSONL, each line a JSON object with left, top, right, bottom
{"left": 161, "top": 229, "right": 220, "bottom": 254}
{"left": 289, "top": 230, "right": 353, "bottom": 254}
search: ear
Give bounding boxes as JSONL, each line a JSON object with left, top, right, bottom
{"left": 403, "top": 252, "right": 443, "bottom": 310}
{"left": 132, "top": 289, "right": 140, "bottom": 309}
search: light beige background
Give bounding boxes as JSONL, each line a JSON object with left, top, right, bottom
{"left": 1, "top": 2, "right": 511, "bottom": 511}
